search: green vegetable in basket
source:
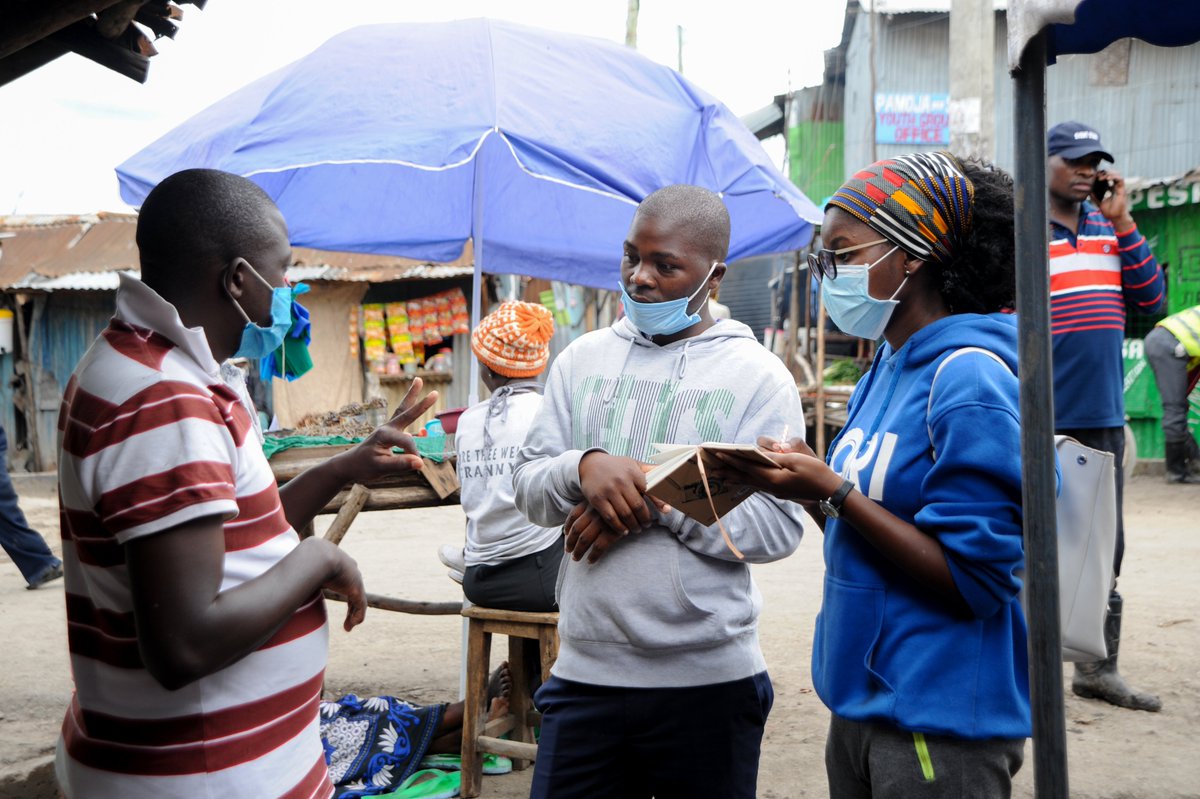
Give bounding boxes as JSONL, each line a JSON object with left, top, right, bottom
{"left": 823, "top": 359, "right": 863, "bottom": 385}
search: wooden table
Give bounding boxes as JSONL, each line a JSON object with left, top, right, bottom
{"left": 269, "top": 443, "right": 463, "bottom": 616}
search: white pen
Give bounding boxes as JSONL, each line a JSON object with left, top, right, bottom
{"left": 770, "top": 424, "right": 790, "bottom": 465}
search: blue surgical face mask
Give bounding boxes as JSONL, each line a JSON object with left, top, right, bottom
{"left": 228, "top": 263, "right": 294, "bottom": 360}
{"left": 820, "top": 245, "right": 906, "bottom": 340}
{"left": 619, "top": 260, "right": 720, "bottom": 337}
{"left": 259, "top": 283, "right": 313, "bottom": 381}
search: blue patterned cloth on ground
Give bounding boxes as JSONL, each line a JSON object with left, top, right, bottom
{"left": 320, "top": 694, "right": 448, "bottom": 799}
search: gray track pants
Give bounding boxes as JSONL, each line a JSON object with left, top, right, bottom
{"left": 825, "top": 714, "right": 1025, "bottom": 798}
{"left": 1145, "top": 325, "right": 1193, "bottom": 444}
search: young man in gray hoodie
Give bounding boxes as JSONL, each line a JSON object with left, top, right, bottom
{"left": 513, "top": 184, "right": 807, "bottom": 798}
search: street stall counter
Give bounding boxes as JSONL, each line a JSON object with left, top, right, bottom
{"left": 266, "top": 436, "right": 462, "bottom": 616}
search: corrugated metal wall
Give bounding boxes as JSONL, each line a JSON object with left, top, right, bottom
{"left": 34, "top": 292, "right": 114, "bottom": 395}
{"left": 789, "top": 121, "right": 846, "bottom": 206}
{"left": 844, "top": 10, "right": 954, "bottom": 171}
{"left": 719, "top": 253, "right": 793, "bottom": 343}
{"left": 30, "top": 292, "right": 115, "bottom": 469}
{"left": 1, "top": 350, "right": 16, "bottom": 465}
{"left": 843, "top": 10, "right": 1200, "bottom": 180}
{"left": 1133, "top": 202, "right": 1200, "bottom": 316}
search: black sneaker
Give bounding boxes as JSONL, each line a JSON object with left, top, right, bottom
{"left": 26, "top": 563, "right": 63, "bottom": 590}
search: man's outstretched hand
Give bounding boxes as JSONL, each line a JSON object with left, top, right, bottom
{"left": 338, "top": 379, "right": 439, "bottom": 485}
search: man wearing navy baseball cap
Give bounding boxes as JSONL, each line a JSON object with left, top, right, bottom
{"left": 1046, "top": 121, "right": 1165, "bottom": 712}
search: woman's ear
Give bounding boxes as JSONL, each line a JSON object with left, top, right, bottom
{"left": 901, "top": 253, "right": 926, "bottom": 278}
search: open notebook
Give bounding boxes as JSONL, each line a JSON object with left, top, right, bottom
{"left": 643, "top": 443, "right": 779, "bottom": 557}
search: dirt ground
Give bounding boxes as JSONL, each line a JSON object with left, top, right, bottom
{"left": 1, "top": 472, "right": 1197, "bottom": 798}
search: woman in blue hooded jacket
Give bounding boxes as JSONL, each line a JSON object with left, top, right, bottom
{"left": 717, "top": 152, "right": 1029, "bottom": 797}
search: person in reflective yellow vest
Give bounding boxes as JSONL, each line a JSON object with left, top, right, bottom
{"left": 1144, "top": 304, "right": 1200, "bottom": 483}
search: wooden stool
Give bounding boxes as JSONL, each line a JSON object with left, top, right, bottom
{"left": 460, "top": 607, "right": 559, "bottom": 798}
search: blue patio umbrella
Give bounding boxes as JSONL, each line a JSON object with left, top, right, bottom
{"left": 115, "top": 18, "right": 819, "bottom": 293}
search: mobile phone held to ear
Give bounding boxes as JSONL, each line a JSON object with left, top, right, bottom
{"left": 1093, "top": 177, "right": 1114, "bottom": 202}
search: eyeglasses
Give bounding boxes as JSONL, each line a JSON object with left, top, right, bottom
{"left": 807, "top": 238, "right": 890, "bottom": 282}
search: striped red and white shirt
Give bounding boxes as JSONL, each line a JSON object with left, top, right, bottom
{"left": 1049, "top": 202, "right": 1164, "bottom": 429}
{"left": 54, "top": 274, "right": 332, "bottom": 799}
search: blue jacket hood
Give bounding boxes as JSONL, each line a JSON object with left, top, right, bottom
{"left": 883, "top": 312, "right": 1019, "bottom": 376}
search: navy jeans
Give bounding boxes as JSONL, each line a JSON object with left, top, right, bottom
{"left": 0, "top": 424, "right": 60, "bottom": 585}
{"left": 530, "top": 672, "right": 774, "bottom": 799}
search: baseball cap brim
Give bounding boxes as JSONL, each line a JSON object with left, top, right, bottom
{"left": 1053, "top": 144, "right": 1114, "bottom": 162}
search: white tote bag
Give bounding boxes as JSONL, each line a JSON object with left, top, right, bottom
{"left": 1049, "top": 435, "right": 1116, "bottom": 662}
{"left": 929, "top": 349, "right": 1115, "bottom": 662}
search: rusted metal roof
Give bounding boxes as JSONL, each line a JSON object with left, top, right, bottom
{"left": 0, "top": 218, "right": 91, "bottom": 287}
{"left": 286, "top": 263, "right": 474, "bottom": 283}
{"left": 34, "top": 215, "right": 140, "bottom": 277}
{"left": 0, "top": 214, "right": 475, "bottom": 290}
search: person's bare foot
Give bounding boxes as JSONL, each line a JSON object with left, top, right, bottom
{"left": 486, "top": 661, "right": 512, "bottom": 720}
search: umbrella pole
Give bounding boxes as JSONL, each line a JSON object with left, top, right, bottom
{"left": 458, "top": 157, "right": 487, "bottom": 703}
{"left": 468, "top": 157, "right": 485, "bottom": 407}
{"left": 1012, "top": 29, "right": 1069, "bottom": 798}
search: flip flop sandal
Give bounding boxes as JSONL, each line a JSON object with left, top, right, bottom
{"left": 375, "top": 768, "right": 461, "bottom": 799}
{"left": 418, "top": 753, "right": 513, "bottom": 776}
{"left": 483, "top": 754, "right": 513, "bottom": 775}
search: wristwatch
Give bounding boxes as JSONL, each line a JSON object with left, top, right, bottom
{"left": 818, "top": 479, "right": 856, "bottom": 519}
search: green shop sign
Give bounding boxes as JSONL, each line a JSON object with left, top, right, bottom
{"left": 1128, "top": 181, "right": 1200, "bottom": 212}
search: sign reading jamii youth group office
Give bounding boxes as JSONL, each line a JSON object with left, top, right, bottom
{"left": 874, "top": 93, "right": 950, "bottom": 145}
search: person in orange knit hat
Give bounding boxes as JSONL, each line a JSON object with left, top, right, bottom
{"left": 439, "top": 300, "right": 562, "bottom": 611}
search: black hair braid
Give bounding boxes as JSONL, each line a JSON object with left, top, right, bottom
{"left": 932, "top": 157, "right": 1016, "bottom": 314}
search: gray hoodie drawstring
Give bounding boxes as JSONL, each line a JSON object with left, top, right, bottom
{"left": 483, "top": 380, "right": 543, "bottom": 449}
{"left": 602, "top": 337, "right": 637, "bottom": 404}
{"left": 675, "top": 340, "right": 692, "bottom": 380}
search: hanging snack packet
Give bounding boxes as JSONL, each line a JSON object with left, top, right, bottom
{"left": 422, "top": 296, "right": 443, "bottom": 345}
{"left": 436, "top": 291, "right": 455, "bottom": 337}
{"left": 450, "top": 288, "right": 470, "bottom": 334}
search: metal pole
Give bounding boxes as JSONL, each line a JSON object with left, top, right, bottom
{"left": 1012, "top": 29, "right": 1069, "bottom": 799}
{"left": 868, "top": 6, "right": 878, "bottom": 163}
{"left": 461, "top": 142, "right": 487, "bottom": 701}
{"left": 785, "top": 255, "right": 801, "bottom": 378}
{"left": 815, "top": 278, "right": 827, "bottom": 459}
{"left": 949, "top": 0, "right": 995, "bottom": 160}
{"left": 468, "top": 149, "right": 484, "bottom": 407}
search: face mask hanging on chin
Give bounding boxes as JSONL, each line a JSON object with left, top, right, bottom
{"left": 619, "top": 260, "right": 721, "bottom": 337}
{"left": 260, "top": 284, "right": 313, "bottom": 382}
{"left": 228, "top": 263, "right": 313, "bottom": 380}
{"left": 820, "top": 246, "right": 907, "bottom": 341}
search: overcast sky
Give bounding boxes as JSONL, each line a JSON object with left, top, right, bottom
{"left": 0, "top": 1, "right": 846, "bottom": 215}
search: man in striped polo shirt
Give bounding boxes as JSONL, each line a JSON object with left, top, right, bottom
{"left": 1046, "top": 122, "right": 1165, "bottom": 712}
{"left": 54, "top": 169, "right": 436, "bottom": 798}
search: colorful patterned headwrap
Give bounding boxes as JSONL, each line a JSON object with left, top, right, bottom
{"left": 829, "top": 151, "right": 975, "bottom": 265}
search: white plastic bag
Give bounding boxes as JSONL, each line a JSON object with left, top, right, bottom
{"left": 928, "top": 348, "right": 1116, "bottom": 662}
{"left": 1048, "top": 435, "right": 1116, "bottom": 662}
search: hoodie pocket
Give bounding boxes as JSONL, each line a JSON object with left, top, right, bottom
{"left": 812, "top": 575, "right": 895, "bottom": 715}
{"left": 557, "top": 534, "right": 726, "bottom": 651}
